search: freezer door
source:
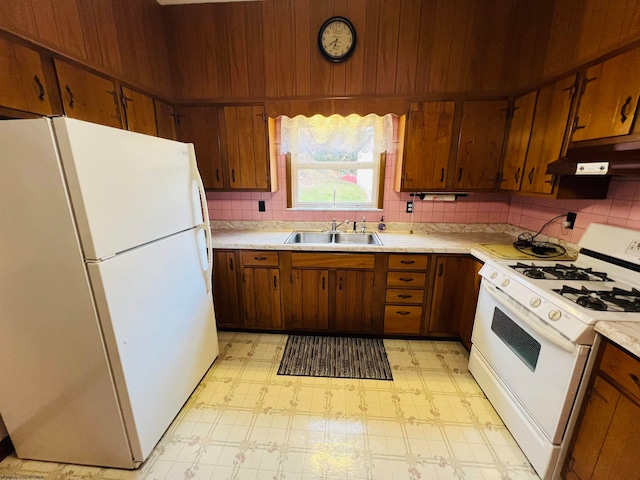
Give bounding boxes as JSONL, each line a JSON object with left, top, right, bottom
{"left": 87, "top": 228, "right": 219, "bottom": 461}
{"left": 52, "top": 117, "right": 206, "bottom": 260}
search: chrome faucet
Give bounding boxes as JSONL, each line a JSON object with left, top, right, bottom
{"left": 360, "top": 216, "right": 366, "bottom": 233}
{"left": 330, "top": 218, "right": 348, "bottom": 233}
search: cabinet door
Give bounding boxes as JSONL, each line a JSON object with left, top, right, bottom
{"left": 522, "top": 76, "right": 576, "bottom": 194}
{"left": 572, "top": 48, "right": 640, "bottom": 142}
{"left": 178, "top": 106, "right": 225, "bottom": 189}
{"left": 54, "top": 59, "right": 122, "bottom": 129}
{"left": 242, "top": 267, "right": 282, "bottom": 329}
{"left": 454, "top": 101, "right": 508, "bottom": 190}
{"left": 0, "top": 37, "right": 53, "bottom": 115}
{"left": 154, "top": 100, "right": 178, "bottom": 140}
{"left": 428, "top": 256, "right": 481, "bottom": 342}
{"left": 121, "top": 87, "right": 157, "bottom": 136}
{"left": 291, "top": 269, "right": 330, "bottom": 330}
{"left": 501, "top": 92, "right": 537, "bottom": 192}
{"left": 212, "top": 250, "right": 241, "bottom": 328}
{"left": 223, "top": 105, "right": 269, "bottom": 190}
{"left": 335, "top": 270, "right": 375, "bottom": 333}
{"left": 400, "top": 101, "right": 454, "bottom": 191}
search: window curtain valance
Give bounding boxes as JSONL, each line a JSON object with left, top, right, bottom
{"left": 280, "top": 113, "right": 394, "bottom": 156}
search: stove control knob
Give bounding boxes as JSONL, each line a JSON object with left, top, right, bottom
{"left": 490, "top": 271, "right": 498, "bottom": 279}
{"left": 530, "top": 297, "right": 541, "bottom": 308}
{"left": 548, "top": 310, "right": 562, "bottom": 321}
{"left": 501, "top": 278, "right": 510, "bottom": 287}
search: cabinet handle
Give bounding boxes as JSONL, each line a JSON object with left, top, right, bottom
{"left": 514, "top": 167, "right": 521, "bottom": 183}
{"left": 254, "top": 256, "right": 267, "bottom": 261}
{"left": 620, "top": 95, "right": 633, "bottom": 124}
{"left": 106, "top": 90, "right": 121, "bottom": 121}
{"left": 65, "top": 85, "right": 74, "bottom": 108}
{"left": 457, "top": 168, "right": 463, "bottom": 183}
{"left": 440, "top": 168, "right": 445, "bottom": 183}
{"left": 396, "top": 311, "right": 411, "bottom": 316}
{"left": 33, "top": 75, "right": 45, "bottom": 101}
{"left": 339, "top": 277, "right": 343, "bottom": 290}
{"left": 322, "top": 276, "right": 325, "bottom": 290}
{"left": 399, "top": 277, "right": 414, "bottom": 282}
{"left": 216, "top": 169, "right": 220, "bottom": 183}
{"left": 400, "top": 260, "right": 415, "bottom": 265}
{"left": 229, "top": 258, "right": 234, "bottom": 271}
{"left": 232, "top": 169, "right": 236, "bottom": 182}
{"left": 121, "top": 94, "right": 133, "bottom": 109}
{"left": 528, "top": 167, "right": 535, "bottom": 184}
{"left": 273, "top": 275, "right": 278, "bottom": 289}
{"left": 398, "top": 294, "right": 412, "bottom": 299}
{"left": 544, "top": 174, "right": 557, "bottom": 185}
{"left": 438, "top": 263, "right": 443, "bottom": 277}
{"left": 630, "top": 373, "right": 640, "bottom": 390}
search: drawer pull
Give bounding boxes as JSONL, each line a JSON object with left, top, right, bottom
{"left": 399, "top": 277, "right": 414, "bottom": 282}
{"left": 400, "top": 260, "right": 415, "bottom": 265}
{"left": 631, "top": 373, "right": 640, "bottom": 390}
{"left": 396, "top": 311, "right": 411, "bottom": 315}
{"left": 254, "top": 256, "right": 267, "bottom": 261}
{"left": 398, "top": 294, "right": 412, "bottom": 299}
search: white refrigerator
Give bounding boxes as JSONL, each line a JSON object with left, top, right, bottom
{"left": 0, "top": 117, "right": 219, "bottom": 468}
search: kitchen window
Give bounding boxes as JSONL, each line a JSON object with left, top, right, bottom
{"left": 281, "top": 113, "right": 394, "bottom": 210}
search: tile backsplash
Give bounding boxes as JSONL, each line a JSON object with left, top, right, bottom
{"left": 206, "top": 151, "right": 511, "bottom": 226}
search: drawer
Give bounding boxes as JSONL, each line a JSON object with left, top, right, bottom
{"left": 386, "top": 271, "right": 426, "bottom": 288}
{"left": 241, "top": 251, "right": 279, "bottom": 267}
{"left": 388, "top": 254, "right": 428, "bottom": 270}
{"left": 385, "top": 288, "right": 424, "bottom": 304}
{"left": 291, "top": 253, "right": 375, "bottom": 269}
{"left": 599, "top": 340, "right": 640, "bottom": 402}
{"left": 384, "top": 305, "right": 422, "bottom": 334}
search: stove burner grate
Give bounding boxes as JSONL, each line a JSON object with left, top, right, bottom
{"left": 510, "top": 262, "right": 612, "bottom": 282}
{"left": 552, "top": 285, "right": 640, "bottom": 312}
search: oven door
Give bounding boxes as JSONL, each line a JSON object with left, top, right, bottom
{"left": 470, "top": 280, "right": 590, "bottom": 444}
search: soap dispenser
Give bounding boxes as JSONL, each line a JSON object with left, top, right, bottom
{"left": 378, "top": 216, "right": 386, "bottom": 232}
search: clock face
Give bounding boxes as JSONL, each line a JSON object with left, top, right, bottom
{"left": 318, "top": 17, "right": 356, "bottom": 62}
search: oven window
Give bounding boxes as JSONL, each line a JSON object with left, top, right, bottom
{"left": 491, "top": 307, "right": 541, "bottom": 372}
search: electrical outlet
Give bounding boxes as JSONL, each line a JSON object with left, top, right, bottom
{"left": 406, "top": 201, "right": 413, "bottom": 213}
{"left": 626, "top": 240, "right": 640, "bottom": 256}
{"left": 258, "top": 200, "right": 265, "bottom": 212}
{"left": 565, "top": 212, "right": 577, "bottom": 229}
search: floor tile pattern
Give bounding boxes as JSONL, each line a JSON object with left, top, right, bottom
{"left": 0, "top": 332, "right": 539, "bottom": 479}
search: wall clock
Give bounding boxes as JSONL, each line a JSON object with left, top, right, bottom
{"left": 318, "top": 16, "right": 356, "bottom": 63}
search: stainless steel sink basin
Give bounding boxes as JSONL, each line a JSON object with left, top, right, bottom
{"left": 334, "top": 233, "right": 382, "bottom": 245}
{"left": 284, "top": 231, "right": 382, "bottom": 246}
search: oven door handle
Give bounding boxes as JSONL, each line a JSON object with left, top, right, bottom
{"left": 482, "top": 282, "right": 577, "bottom": 354}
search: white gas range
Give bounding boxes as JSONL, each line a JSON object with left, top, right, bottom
{"left": 469, "top": 223, "right": 640, "bottom": 480}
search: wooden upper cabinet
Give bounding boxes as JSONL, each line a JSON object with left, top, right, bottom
{"left": 0, "top": 37, "right": 53, "bottom": 115}
{"left": 222, "top": 105, "right": 270, "bottom": 190}
{"left": 154, "top": 100, "right": 178, "bottom": 140}
{"left": 453, "top": 101, "right": 508, "bottom": 190}
{"left": 396, "top": 101, "right": 454, "bottom": 191}
{"left": 501, "top": 92, "right": 537, "bottom": 192}
{"left": 121, "top": 86, "right": 157, "bottom": 136}
{"left": 178, "top": 106, "right": 224, "bottom": 190}
{"left": 571, "top": 47, "right": 640, "bottom": 143}
{"left": 522, "top": 75, "right": 576, "bottom": 194}
{"left": 54, "top": 59, "right": 122, "bottom": 129}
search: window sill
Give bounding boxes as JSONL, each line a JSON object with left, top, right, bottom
{"left": 288, "top": 207, "right": 383, "bottom": 212}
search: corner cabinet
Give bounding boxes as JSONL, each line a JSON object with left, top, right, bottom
{"left": 563, "top": 339, "right": 640, "bottom": 479}
{"left": 178, "top": 104, "right": 277, "bottom": 192}
{"left": 501, "top": 92, "right": 537, "bottom": 192}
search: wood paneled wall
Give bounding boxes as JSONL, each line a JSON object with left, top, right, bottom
{"left": 164, "top": 0, "right": 523, "bottom": 101}
{"left": 0, "top": 0, "right": 173, "bottom": 97}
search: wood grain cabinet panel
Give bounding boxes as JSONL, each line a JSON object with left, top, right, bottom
{"left": 290, "top": 269, "right": 330, "bottom": 331}
{"left": 54, "top": 59, "right": 122, "bottom": 129}
{"left": 384, "top": 254, "right": 429, "bottom": 336}
{"left": 335, "top": 270, "right": 375, "bottom": 333}
{"left": 242, "top": 266, "right": 282, "bottom": 330}
{"left": 572, "top": 47, "right": 640, "bottom": 142}
{"left": 154, "top": 100, "right": 178, "bottom": 140}
{"left": 396, "top": 101, "right": 454, "bottom": 191}
{"left": 212, "top": 250, "right": 241, "bottom": 328}
{"left": 121, "top": 86, "right": 157, "bottom": 136}
{"left": 454, "top": 100, "right": 508, "bottom": 190}
{"left": 383, "top": 306, "right": 423, "bottom": 334}
{"left": 0, "top": 37, "right": 53, "bottom": 115}
{"left": 501, "top": 91, "right": 537, "bottom": 192}
{"left": 564, "top": 341, "right": 640, "bottom": 480}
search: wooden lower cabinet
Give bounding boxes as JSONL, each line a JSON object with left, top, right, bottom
{"left": 290, "top": 269, "right": 330, "bottom": 330}
{"left": 428, "top": 255, "right": 482, "bottom": 349}
{"left": 335, "top": 270, "right": 375, "bottom": 332}
{"left": 563, "top": 340, "right": 640, "bottom": 479}
{"left": 212, "top": 250, "right": 241, "bottom": 328}
{"left": 242, "top": 267, "right": 283, "bottom": 329}
{"left": 384, "top": 254, "right": 429, "bottom": 335}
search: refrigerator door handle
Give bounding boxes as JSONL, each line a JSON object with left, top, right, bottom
{"left": 189, "top": 143, "right": 213, "bottom": 293}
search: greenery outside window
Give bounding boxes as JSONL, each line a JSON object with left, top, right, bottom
{"left": 282, "top": 114, "right": 394, "bottom": 210}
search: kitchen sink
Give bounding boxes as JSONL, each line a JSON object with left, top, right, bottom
{"left": 284, "top": 231, "right": 382, "bottom": 246}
